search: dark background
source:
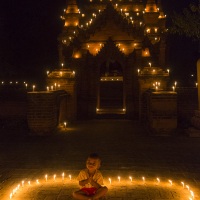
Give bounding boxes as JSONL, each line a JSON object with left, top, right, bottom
{"left": 0, "top": 0, "right": 199, "bottom": 86}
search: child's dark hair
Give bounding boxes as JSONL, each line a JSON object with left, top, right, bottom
{"left": 88, "top": 153, "right": 101, "bottom": 161}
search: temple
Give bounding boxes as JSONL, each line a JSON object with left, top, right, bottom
{"left": 47, "top": 0, "right": 169, "bottom": 120}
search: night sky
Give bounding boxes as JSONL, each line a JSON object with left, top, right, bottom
{"left": 0, "top": 0, "right": 199, "bottom": 85}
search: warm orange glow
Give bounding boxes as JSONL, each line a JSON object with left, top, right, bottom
{"left": 142, "top": 48, "right": 150, "bottom": 57}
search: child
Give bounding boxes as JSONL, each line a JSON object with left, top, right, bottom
{"left": 72, "top": 153, "right": 108, "bottom": 200}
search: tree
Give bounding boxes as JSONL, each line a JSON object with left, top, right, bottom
{"left": 170, "top": 0, "right": 200, "bottom": 41}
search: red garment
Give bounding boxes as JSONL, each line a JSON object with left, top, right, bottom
{"left": 81, "top": 187, "right": 97, "bottom": 196}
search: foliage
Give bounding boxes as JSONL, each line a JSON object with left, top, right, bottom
{"left": 170, "top": 0, "right": 200, "bottom": 40}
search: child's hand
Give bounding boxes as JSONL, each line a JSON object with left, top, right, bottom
{"left": 88, "top": 176, "right": 93, "bottom": 183}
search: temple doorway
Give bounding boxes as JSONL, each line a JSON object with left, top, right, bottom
{"left": 97, "top": 60, "right": 125, "bottom": 114}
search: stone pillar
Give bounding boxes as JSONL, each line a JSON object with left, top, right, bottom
{"left": 27, "top": 92, "right": 58, "bottom": 135}
{"left": 188, "top": 59, "right": 200, "bottom": 136}
{"left": 197, "top": 59, "right": 200, "bottom": 109}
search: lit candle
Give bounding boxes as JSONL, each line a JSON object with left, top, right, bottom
{"left": 181, "top": 182, "right": 184, "bottom": 188}
{"left": 54, "top": 174, "right": 56, "bottom": 181}
{"left": 157, "top": 178, "right": 160, "bottom": 183}
{"left": 149, "top": 62, "right": 151, "bottom": 67}
{"left": 32, "top": 85, "right": 35, "bottom": 92}
{"left": 62, "top": 173, "right": 65, "bottom": 181}
{"left": 47, "top": 86, "right": 49, "bottom": 91}
{"left": 129, "top": 176, "right": 132, "bottom": 182}
{"left": 10, "top": 193, "right": 13, "bottom": 199}
{"left": 69, "top": 174, "right": 72, "bottom": 180}
{"left": 190, "top": 190, "right": 194, "bottom": 198}
{"left": 168, "top": 180, "right": 172, "bottom": 185}
{"left": 118, "top": 176, "right": 120, "bottom": 182}
{"left": 45, "top": 174, "right": 48, "bottom": 182}
{"left": 174, "top": 81, "right": 177, "bottom": 87}
{"left": 142, "top": 177, "right": 145, "bottom": 182}
{"left": 64, "top": 122, "right": 67, "bottom": 129}
{"left": 196, "top": 82, "right": 198, "bottom": 87}
{"left": 172, "top": 86, "right": 175, "bottom": 92}
{"left": 186, "top": 185, "right": 190, "bottom": 190}
{"left": 109, "top": 178, "right": 111, "bottom": 184}
{"left": 25, "top": 83, "right": 28, "bottom": 89}
{"left": 36, "top": 179, "right": 39, "bottom": 184}
{"left": 22, "top": 180, "right": 24, "bottom": 187}
{"left": 28, "top": 181, "right": 31, "bottom": 185}
{"left": 156, "top": 86, "right": 158, "bottom": 91}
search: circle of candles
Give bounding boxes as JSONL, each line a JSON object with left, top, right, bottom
{"left": 8, "top": 175, "right": 196, "bottom": 200}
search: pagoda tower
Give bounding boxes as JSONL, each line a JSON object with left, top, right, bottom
{"left": 58, "top": 0, "right": 80, "bottom": 66}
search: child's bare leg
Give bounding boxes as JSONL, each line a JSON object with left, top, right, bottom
{"left": 72, "top": 190, "right": 92, "bottom": 200}
{"left": 92, "top": 186, "right": 108, "bottom": 200}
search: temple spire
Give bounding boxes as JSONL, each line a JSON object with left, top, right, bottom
{"left": 145, "top": 0, "right": 157, "bottom": 12}
{"left": 157, "top": 0, "right": 165, "bottom": 18}
{"left": 64, "top": 0, "right": 80, "bottom": 27}
{"left": 66, "top": 0, "right": 79, "bottom": 14}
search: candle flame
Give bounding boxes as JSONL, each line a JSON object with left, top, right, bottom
{"left": 118, "top": 176, "right": 120, "bottom": 182}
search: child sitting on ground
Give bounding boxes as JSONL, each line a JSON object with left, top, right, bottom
{"left": 72, "top": 153, "right": 108, "bottom": 200}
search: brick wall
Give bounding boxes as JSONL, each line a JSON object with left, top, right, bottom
{"left": 27, "top": 90, "right": 68, "bottom": 135}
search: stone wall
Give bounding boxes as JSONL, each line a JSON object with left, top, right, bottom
{"left": 27, "top": 90, "right": 68, "bottom": 135}
{"left": 176, "top": 87, "right": 198, "bottom": 126}
{"left": 144, "top": 91, "right": 177, "bottom": 135}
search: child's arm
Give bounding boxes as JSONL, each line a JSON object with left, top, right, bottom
{"left": 89, "top": 177, "right": 102, "bottom": 189}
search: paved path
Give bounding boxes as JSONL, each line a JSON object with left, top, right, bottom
{"left": 0, "top": 119, "right": 200, "bottom": 199}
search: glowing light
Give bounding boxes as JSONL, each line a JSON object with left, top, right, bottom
{"left": 181, "top": 182, "right": 184, "bottom": 188}
{"left": 64, "top": 122, "right": 67, "bottom": 129}
{"left": 129, "top": 176, "right": 132, "bottom": 182}
{"left": 54, "top": 175, "right": 56, "bottom": 181}
{"left": 149, "top": 62, "right": 152, "bottom": 67}
{"left": 45, "top": 174, "right": 48, "bottom": 182}
{"left": 168, "top": 180, "right": 172, "bottom": 185}
{"left": 118, "top": 176, "right": 121, "bottom": 182}
{"left": 186, "top": 185, "right": 190, "bottom": 190}
{"left": 69, "top": 174, "right": 72, "bottom": 180}
{"left": 109, "top": 178, "right": 112, "bottom": 184}
{"left": 36, "top": 180, "right": 39, "bottom": 184}
{"left": 157, "top": 178, "right": 160, "bottom": 183}
{"left": 142, "top": 177, "right": 145, "bottom": 182}
{"left": 62, "top": 173, "right": 65, "bottom": 181}
{"left": 32, "top": 85, "right": 35, "bottom": 92}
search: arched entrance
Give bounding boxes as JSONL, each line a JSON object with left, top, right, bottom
{"left": 97, "top": 60, "right": 125, "bottom": 114}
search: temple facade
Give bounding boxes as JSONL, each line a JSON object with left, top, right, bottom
{"left": 48, "top": 0, "right": 169, "bottom": 120}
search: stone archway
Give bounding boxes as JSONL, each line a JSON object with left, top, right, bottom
{"left": 97, "top": 59, "right": 125, "bottom": 114}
